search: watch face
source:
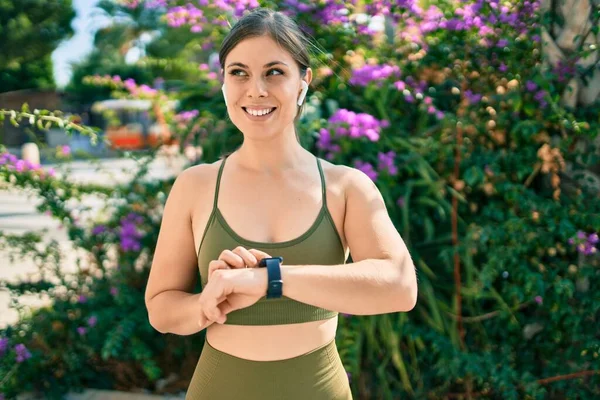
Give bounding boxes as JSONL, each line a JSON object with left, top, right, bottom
{"left": 259, "top": 256, "right": 283, "bottom": 268}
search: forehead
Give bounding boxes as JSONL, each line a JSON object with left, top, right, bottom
{"left": 226, "top": 35, "right": 295, "bottom": 66}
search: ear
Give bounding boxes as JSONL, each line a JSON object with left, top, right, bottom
{"left": 304, "top": 68, "right": 313, "bottom": 86}
{"left": 299, "top": 68, "right": 313, "bottom": 94}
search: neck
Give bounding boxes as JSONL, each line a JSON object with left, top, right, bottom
{"left": 232, "top": 127, "right": 311, "bottom": 173}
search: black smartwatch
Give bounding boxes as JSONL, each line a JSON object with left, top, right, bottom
{"left": 258, "top": 257, "right": 283, "bottom": 299}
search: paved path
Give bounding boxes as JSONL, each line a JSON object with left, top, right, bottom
{"left": 0, "top": 154, "right": 188, "bottom": 328}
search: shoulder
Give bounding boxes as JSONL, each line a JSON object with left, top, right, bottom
{"left": 177, "top": 158, "right": 223, "bottom": 183}
{"left": 167, "top": 158, "right": 225, "bottom": 209}
{"left": 317, "top": 157, "right": 380, "bottom": 201}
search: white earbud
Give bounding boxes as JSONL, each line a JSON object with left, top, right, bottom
{"left": 297, "top": 80, "right": 308, "bottom": 106}
{"left": 221, "top": 84, "right": 227, "bottom": 107}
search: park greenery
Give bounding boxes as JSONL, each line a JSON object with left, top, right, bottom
{"left": 1, "top": 0, "right": 599, "bottom": 399}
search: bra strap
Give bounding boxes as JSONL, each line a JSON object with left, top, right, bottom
{"left": 316, "top": 157, "right": 327, "bottom": 207}
{"left": 214, "top": 155, "right": 228, "bottom": 210}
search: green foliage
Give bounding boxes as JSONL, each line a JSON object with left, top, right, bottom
{"left": 0, "top": 0, "right": 75, "bottom": 92}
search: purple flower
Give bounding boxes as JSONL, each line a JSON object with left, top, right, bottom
{"left": 526, "top": 80, "right": 538, "bottom": 92}
{"left": 175, "top": 110, "right": 199, "bottom": 122}
{"left": 534, "top": 296, "right": 543, "bottom": 305}
{"left": 377, "top": 151, "right": 398, "bottom": 176}
{"left": 496, "top": 38, "right": 509, "bottom": 47}
{"left": 394, "top": 80, "right": 406, "bottom": 91}
{"left": 92, "top": 225, "right": 107, "bottom": 235}
{"left": 87, "top": 316, "right": 98, "bottom": 327}
{"left": 354, "top": 160, "right": 378, "bottom": 181}
{"left": 589, "top": 233, "right": 599, "bottom": 244}
{"left": 14, "top": 344, "right": 32, "bottom": 363}
{"left": 464, "top": 89, "right": 482, "bottom": 104}
{"left": 349, "top": 64, "right": 401, "bottom": 87}
{"left": 328, "top": 109, "right": 384, "bottom": 142}
{"left": 110, "top": 287, "right": 119, "bottom": 296}
{"left": 397, "top": 197, "right": 405, "bottom": 207}
{"left": 138, "top": 84, "right": 157, "bottom": 95}
{"left": 119, "top": 213, "right": 144, "bottom": 252}
{"left": 15, "top": 160, "right": 25, "bottom": 172}
{"left": 77, "top": 327, "right": 87, "bottom": 336}
{"left": 78, "top": 295, "right": 87, "bottom": 303}
{"left": 0, "top": 337, "right": 8, "bottom": 356}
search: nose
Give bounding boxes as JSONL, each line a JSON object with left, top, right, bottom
{"left": 247, "top": 77, "right": 268, "bottom": 98}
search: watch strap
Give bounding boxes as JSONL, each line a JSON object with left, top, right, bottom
{"left": 263, "top": 257, "right": 283, "bottom": 299}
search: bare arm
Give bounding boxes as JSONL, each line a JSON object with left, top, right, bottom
{"left": 278, "top": 166, "right": 418, "bottom": 314}
{"left": 145, "top": 165, "right": 216, "bottom": 335}
{"left": 147, "top": 291, "right": 215, "bottom": 335}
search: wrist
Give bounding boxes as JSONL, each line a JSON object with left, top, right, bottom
{"left": 255, "top": 267, "right": 269, "bottom": 297}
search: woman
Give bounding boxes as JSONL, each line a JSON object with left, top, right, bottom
{"left": 145, "top": 7, "right": 418, "bottom": 400}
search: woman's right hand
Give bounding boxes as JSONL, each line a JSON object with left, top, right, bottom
{"left": 198, "top": 247, "right": 271, "bottom": 326}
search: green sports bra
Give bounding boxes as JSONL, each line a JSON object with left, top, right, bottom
{"left": 196, "top": 154, "right": 347, "bottom": 325}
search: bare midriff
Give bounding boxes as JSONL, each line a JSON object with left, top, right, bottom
{"left": 206, "top": 316, "right": 338, "bottom": 361}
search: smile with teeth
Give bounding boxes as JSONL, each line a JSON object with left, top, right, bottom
{"left": 243, "top": 107, "right": 276, "bottom": 116}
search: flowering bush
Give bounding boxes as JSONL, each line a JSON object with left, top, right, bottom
{"left": 1, "top": 0, "right": 599, "bottom": 399}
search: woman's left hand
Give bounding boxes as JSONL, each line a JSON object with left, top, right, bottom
{"left": 200, "top": 248, "right": 272, "bottom": 324}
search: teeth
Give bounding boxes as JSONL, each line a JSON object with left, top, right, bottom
{"left": 245, "top": 108, "right": 274, "bottom": 116}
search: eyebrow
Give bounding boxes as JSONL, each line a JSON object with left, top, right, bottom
{"left": 226, "top": 61, "right": 289, "bottom": 69}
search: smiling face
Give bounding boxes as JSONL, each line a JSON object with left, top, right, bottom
{"left": 221, "top": 35, "right": 312, "bottom": 140}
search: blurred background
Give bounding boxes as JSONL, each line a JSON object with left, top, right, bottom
{"left": 1, "top": 1, "right": 599, "bottom": 399}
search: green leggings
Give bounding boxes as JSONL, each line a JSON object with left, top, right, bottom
{"left": 186, "top": 337, "right": 353, "bottom": 399}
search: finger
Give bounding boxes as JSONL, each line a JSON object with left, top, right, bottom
{"left": 202, "top": 271, "right": 231, "bottom": 323}
{"left": 198, "top": 309, "right": 210, "bottom": 327}
{"left": 218, "top": 299, "right": 235, "bottom": 319}
{"left": 205, "top": 306, "right": 224, "bottom": 324}
{"left": 202, "top": 293, "right": 224, "bottom": 323}
{"left": 247, "top": 249, "right": 273, "bottom": 264}
{"left": 208, "top": 260, "right": 230, "bottom": 281}
{"left": 232, "top": 246, "right": 258, "bottom": 267}
{"left": 218, "top": 249, "right": 245, "bottom": 269}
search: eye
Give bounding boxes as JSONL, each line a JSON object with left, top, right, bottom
{"left": 229, "top": 68, "right": 284, "bottom": 77}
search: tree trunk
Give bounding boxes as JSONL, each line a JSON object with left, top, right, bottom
{"left": 540, "top": 0, "right": 600, "bottom": 194}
